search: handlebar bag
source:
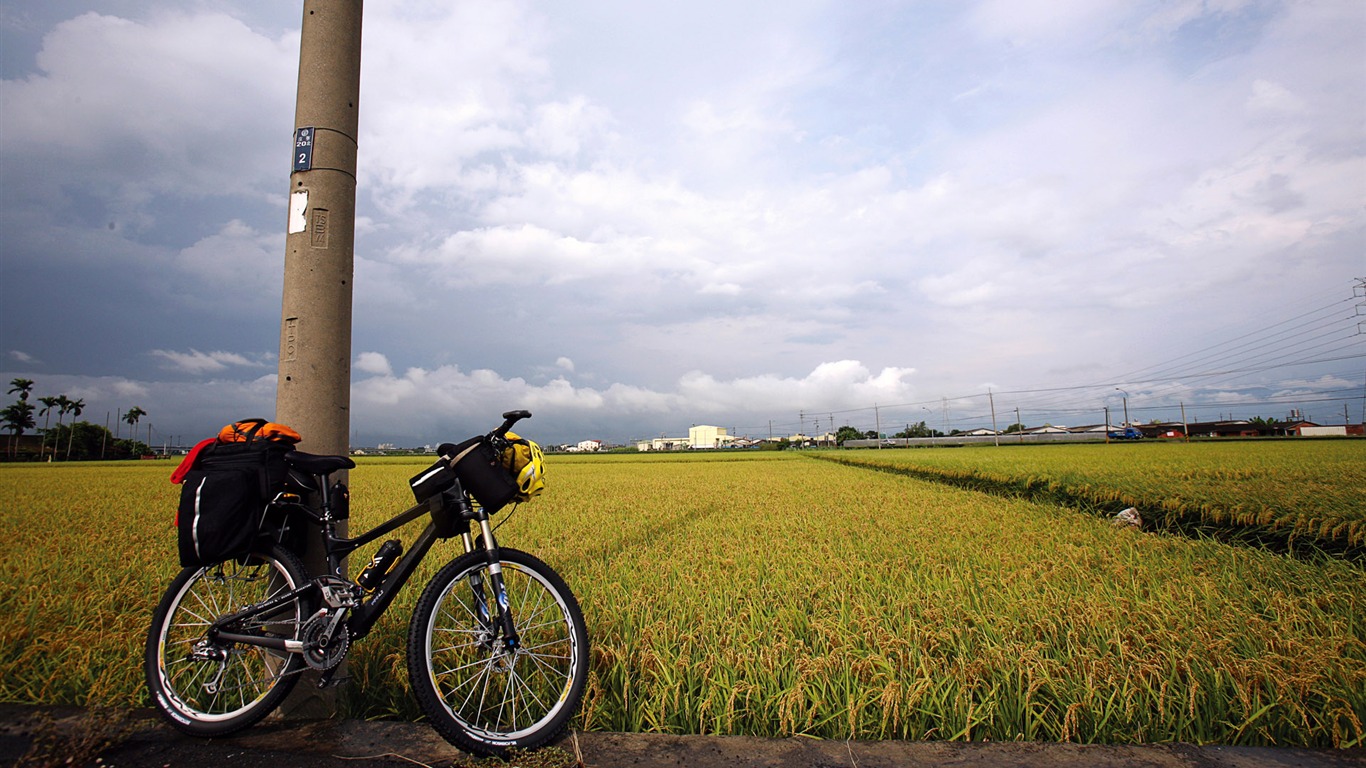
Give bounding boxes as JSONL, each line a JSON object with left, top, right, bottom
{"left": 412, "top": 436, "right": 519, "bottom": 513}
{"left": 452, "top": 438, "right": 520, "bottom": 513}
{"left": 175, "top": 440, "right": 292, "bottom": 568}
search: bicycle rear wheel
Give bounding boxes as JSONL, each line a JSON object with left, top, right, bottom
{"left": 408, "top": 548, "right": 589, "bottom": 756}
{"left": 145, "top": 545, "right": 311, "bottom": 737}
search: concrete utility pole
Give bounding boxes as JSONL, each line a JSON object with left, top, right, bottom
{"left": 277, "top": 0, "right": 362, "bottom": 468}
{"left": 276, "top": 0, "right": 362, "bottom": 717}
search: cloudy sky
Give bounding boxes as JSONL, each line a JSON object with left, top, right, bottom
{"left": 2, "top": 0, "right": 1363, "bottom": 447}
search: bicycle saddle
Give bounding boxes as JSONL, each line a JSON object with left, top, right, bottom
{"left": 284, "top": 451, "right": 356, "bottom": 475}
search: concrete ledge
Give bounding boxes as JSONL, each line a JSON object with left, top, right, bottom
{"left": 2, "top": 705, "right": 1361, "bottom": 768}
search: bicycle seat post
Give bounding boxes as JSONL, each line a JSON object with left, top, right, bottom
{"left": 309, "top": 470, "right": 348, "bottom": 577}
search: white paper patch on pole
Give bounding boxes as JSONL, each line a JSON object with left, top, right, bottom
{"left": 289, "top": 190, "right": 309, "bottom": 234}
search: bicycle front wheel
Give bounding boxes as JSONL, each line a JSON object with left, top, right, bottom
{"left": 145, "top": 545, "right": 311, "bottom": 737}
{"left": 408, "top": 548, "right": 589, "bottom": 756}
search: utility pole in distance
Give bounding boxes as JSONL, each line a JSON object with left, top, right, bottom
{"left": 276, "top": 0, "right": 362, "bottom": 718}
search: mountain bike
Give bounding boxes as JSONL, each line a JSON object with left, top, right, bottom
{"left": 144, "top": 410, "right": 588, "bottom": 756}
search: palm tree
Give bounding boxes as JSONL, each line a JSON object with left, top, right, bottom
{"left": 64, "top": 398, "right": 85, "bottom": 459}
{"left": 4, "top": 379, "right": 36, "bottom": 457}
{"left": 2, "top": 401, "right": 35, "bottom": 457}
{"left": 37, "top": 396, "right": 59, "bottom": 459}
{"left": 7, "top": 378, "right": 34, "bottom": 402}
{"left": 124, "top": 407, "right": 147, "bottom": 447}
{"left": 53, "top": 396, "right": 74, "bottom": 460}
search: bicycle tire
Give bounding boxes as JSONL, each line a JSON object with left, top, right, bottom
{"left": 145, "top": 545, "right": 312, "bottom": 737}
{"left": 408, "top": 548, "right": 589, "bottom": 756}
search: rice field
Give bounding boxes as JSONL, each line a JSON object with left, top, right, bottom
{"left": 0, "top": 445, "right": 1362, "bottom": 747}
{"left": 814, "top": 440, "right": 1366, "bottom": 553}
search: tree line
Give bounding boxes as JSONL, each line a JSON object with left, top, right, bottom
{"left": 2, "top": 378, "right": 150, "bottom": 460}
{"left": 834, "top": 420, "right": 1033, "bottom": 444}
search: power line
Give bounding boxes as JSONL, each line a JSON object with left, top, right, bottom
{"left": 768, "top": 279, "right": 1365, "bottom": 437}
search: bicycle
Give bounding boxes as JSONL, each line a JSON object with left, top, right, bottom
{"left": 144, "top": 410, "right": 588, "bottom": 756}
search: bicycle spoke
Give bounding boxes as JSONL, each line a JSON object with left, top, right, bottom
{"left": 494, "top": 660, "right": 517, "bottom": 730}
{"left": 148, "top": 549, "right": 307, "bottom": 733}
{"left": 469, "top": 657, "right": 497, "bottom": 726}
{"left": 433, "top": 653, "right": 497, "bottom": 680}
{"left": 410, "top": 545, "right": 586, "bottom": 754}
{"left": 507, "top": 658, "right": 550, "bottom": 718}
{"left": 520, "top": 648, "right": 570, "bottom": 684}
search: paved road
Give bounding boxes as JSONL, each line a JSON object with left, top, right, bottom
{"left": 3, "top": 705, "right": 1362, "bottom": 768}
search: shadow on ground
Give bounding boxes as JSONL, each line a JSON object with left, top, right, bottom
{"left": 1, "top": 705, "right": 1361, "bottom": 768}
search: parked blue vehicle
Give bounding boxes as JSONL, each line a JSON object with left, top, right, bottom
{"left": 1108, "top": 426, "right": 1144, "bottom": 440}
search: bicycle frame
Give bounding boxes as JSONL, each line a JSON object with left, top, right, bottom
{"left": 209, "top": 471, "right": 520, "bottom": 666}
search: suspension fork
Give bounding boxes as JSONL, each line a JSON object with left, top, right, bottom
{"left": 458, "top": 529, "right": 493, "bottom": 638}
{"left": 466, "top": 509, "right": 521, "bottom": 650}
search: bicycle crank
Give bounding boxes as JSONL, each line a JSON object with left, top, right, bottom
{"left": 300, "top": 611, "right": 350, "bottom": 671}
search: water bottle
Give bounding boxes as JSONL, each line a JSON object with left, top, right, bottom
{"left": 356, "top": 539, "right": 403, "bottom": 591}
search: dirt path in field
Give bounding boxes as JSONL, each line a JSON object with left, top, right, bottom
{"left": 3, "top": 705, "right": 1362, "bottom": 768}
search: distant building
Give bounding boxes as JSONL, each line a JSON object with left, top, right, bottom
{"left": 783, "top": 431, "right": 835, "bottom": 446}
{"left": 689, "top": 425, "right": 730, "bottom": 449}
{"left": 1066, "top": 424, "right": 1112, "bottom": 434}
{"left": 638, "top": 437, "right": 690, "bottom": 451}
{"left": 1294, "top": 420, "right": 1349, "bottom": 434}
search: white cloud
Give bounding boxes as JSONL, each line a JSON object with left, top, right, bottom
{"left": 175, "top": 220, "right": 282, "bottom": 303}
{"left": 0, "top": 370, "right": 276, "bottom": 439}
{"left": 347, "top": 359, "right": 921, "bottom": 443}
{"left": 150, "top": 349, "right": 262, "bottom": 374}
{"left": 524, "top": 97, "right": 614, "bottom": 158}
{"left": 1246, "top": 79, "right": 1304, "bottom": 115}
{"left": 358, "top": 0, "right": 548, "bottom": 196}
{"left": 355, "top": 352, "right": 393, "bottom": 377}
{"left": 969, "top": 0, "right": 1130, "bottom": 47}
{"left": 1, "top": 12, "right": 295, "bottom": 209}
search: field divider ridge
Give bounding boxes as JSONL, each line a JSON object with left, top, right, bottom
{"left": 803, "top": 453, "right": 1364, "bottom": 565}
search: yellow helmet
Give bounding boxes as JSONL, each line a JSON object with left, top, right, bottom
{"left": 502, "top": 432, "right": 546, "bottom": 501}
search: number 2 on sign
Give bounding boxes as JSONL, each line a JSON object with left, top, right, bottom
{"left": 293, "top": 127, "right": 314, "bottom": 172}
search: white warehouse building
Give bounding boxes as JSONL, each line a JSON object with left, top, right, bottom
{"left": 689, "top": 425, "right": 733, "bottom": 449}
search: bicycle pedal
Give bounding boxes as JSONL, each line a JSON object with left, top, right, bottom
{"left": 316, "top": 674, "right": 351, "bottom": 689}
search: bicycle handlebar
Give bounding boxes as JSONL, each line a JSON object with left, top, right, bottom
{"left": 495, "top": 410, "right": 532, "bottom": 437}
{"left": 435, "top": 411, "right": 532, "bottom": 461}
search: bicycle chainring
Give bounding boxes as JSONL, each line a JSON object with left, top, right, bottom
{"left": 301, "top": 613, "right": 350, "bottom": 671}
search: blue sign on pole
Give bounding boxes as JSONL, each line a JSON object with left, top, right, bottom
{"left": 293, "top": 127, "right": 314, "bottom": 172}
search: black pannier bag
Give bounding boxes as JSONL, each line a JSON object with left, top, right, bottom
{"left": 175, "top": 429, "right": 296, "bottom": 568}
